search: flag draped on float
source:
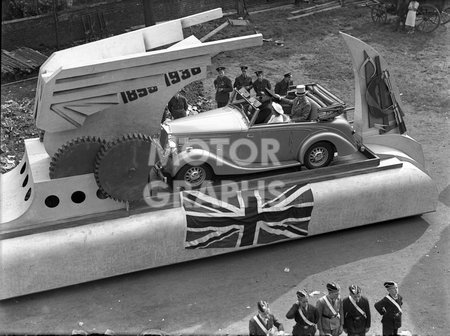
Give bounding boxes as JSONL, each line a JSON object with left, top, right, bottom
{"left": 181, "top": 184, "right": 314, "bottom": 249}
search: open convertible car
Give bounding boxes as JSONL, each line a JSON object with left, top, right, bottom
{"left": 156, "top": 84, "right": 358, "bottom": 188}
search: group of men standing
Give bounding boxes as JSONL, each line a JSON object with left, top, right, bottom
{"left": 214, "top": 65, "right": 295, "bottom": 107}
{"left": 214, "top": 65, "right": 313, "bottom": 123}
{"left": 249, "top": 281, "right": 404, "bottom": 336}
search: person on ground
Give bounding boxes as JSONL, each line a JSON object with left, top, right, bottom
{"left": 405, "top": 0, "right": 419, "bottom": 33}
{"left": 374, "top": 281, "right": 403, "bottom": 336}
{"left": 343, "top": 285, "right": 371, "bottom": 336}
{"left": 286, "top": 289, "right": 320, "bottom": 336}
{"left": 316, "top": 282, "right": 344, "bottom": 336}
{"left": 249, "top": 300, "right": 285, "bottom": 336}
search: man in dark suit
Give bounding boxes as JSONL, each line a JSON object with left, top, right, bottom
{"left": 343, "top": 285, "right": 371, "bottom": 336}
{"left": 249, "top": 300, "right": 284, "bottom": 336}
{"left": 286, "top": 289, "right": 320, "bottom": 336}
{"left": 374, "top": 281, "right": 403, "bottom": 336}
{"left": 213, "top": 66, "right": 233, "bottom": 108}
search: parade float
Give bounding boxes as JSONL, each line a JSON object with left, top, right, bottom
{"left": 0, "top": 8, "right": 437, "bottom": 299}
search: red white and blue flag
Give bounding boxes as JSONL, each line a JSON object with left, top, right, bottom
{"left": 181, "top": 184, "right": 314, "bottom": 249}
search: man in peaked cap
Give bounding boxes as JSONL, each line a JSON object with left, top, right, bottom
{"left": 233, "top": 65, "right": 253, "bottom": 92}
{"left": 213, "top": 66, "right": 233, "bottom": 108}
{"left": 252, "top": 70, "right": 272, "bottom": 98}
{"left": 374, "top": 282, "right": 403, "bottom": 336}
{"left": 343, "top": 285, "right": 371, "bottom": 336}
{"left": 316, "top": 282, "right": 344, "bottom": 336}
{"left": 286, "top": 289, "right": 320, "bottom": 336}
{"left": 249, "top": 300, "right": 285, "bottom": 336}
{"left": 274, "top": 72, "right": 294, "bottom": 96}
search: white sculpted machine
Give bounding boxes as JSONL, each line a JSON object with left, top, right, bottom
{"left": 0, "top": 8, "right": 437, "bottom": 299}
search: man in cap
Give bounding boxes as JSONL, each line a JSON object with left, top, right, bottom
{"left": 274, "top": 72, "right": 294, "bottom": 96}
{"left": 213, "top": 66, "right": 233, "bottom": 108}
{"left": 343, "top": 285, "right": 371, "bottom": 336}
{"left": 374, "top": 282, "right": 403, "bottom": 336}
{"left": 234, "top": 66, "right": 253, "bottom": 92}
{"left": 167, "top": 90, "right": 188, "bottom": 120}
{"left": 274, "top": 85, "right": 311, "bottom": 122}
{"left": 316, "top": 282, "right": 344, "bottom": 336}
{"left": 286, "top": 289, "right": 320, "bottom": 336}
{"left": 249, "top": 300, "right": 285, "bottom": 336}
{"left": 252, "top": 70, "right": 272, "bottom": 98}
{"left": 268, "top": 102, "right": 291, "bottom": 124}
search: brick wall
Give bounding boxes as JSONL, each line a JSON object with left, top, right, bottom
{"left": 1, "top": 0, "right": 272, "bottom": 50}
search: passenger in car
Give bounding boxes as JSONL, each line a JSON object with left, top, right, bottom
{"left": 274, "top": 85, "right": 312, "bottom": 122}
{"left": 267, "top": 102, "right": 291, "bottom": 124}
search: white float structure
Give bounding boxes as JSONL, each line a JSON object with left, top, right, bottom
{"left": 0, "top": 13, "right": 438, "bottom": 300}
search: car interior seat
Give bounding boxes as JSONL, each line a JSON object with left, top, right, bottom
{"left": 306, "top": 97, "right": 320, "bottom": 121}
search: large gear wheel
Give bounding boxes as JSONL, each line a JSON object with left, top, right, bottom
{"left": 49, "top": 136, "right": 106, "bottom": 179}
{"left": 94, "top": 133, "right": 155, "bottom": 202}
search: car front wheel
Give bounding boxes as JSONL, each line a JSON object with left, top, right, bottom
{"left": 175, "top": 164, "right": 213, "bottom": 189}
{"left": 303, "top": 141, "right": 334, "bottom": 169}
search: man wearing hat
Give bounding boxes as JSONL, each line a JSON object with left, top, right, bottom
{"left": 274, "top": 85, "right": 311, "bottom": 122}
{"left": 274, "top": 72, "right": 294, "bottom": 96}
{"left": 316, "top": 282, "right": 344, "bottom": 336}
{"left": 213, "top": 66, "right": 233, "bottom": 108}
{"left": 374, "top": 282, "right": 403, "bottom": 336}
{"left": 268, "top": 102, "right": 291, "bottom": 124}
{"left": 252, "top": 70, "right": 272, "bottom": 98}
{"left": 234, "top": 66, "right": 253, "bottom": 92}
{"left": 249, "top": 300, "right": 285, "bottom": 336}
{"left": 343, "top": 285, "right": 371, "bottom": 336}
{"left": 286, "top": 289, "right": 320, "bottom": 336}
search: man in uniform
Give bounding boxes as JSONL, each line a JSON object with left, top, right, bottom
{"left": 234, "top": 65, "right": 253, "bottom": 91}
{"left": 343, "top": 285, "right": 371, "bottom": 336}
{"left": 252, "top": 70, "right": 271, "bottom": 98}
{"left": 374, "top": 281, "right": 403, "bottom": 336}
{"left": 274, "top": 85, "right": 311, "bottom": 122}
{"left": 167, "top": 90, "right": 188, "bottom": 119}
{"left": 286, "top": 289, "right": 319, "bottom": 336}
{"left": 213, "top": 66, "right": 233, "bottom": 108}
{"left": 249, "top": 300, "right": 285, "bottom": 336}
{"left": 316, "top": 282, "right": 344, "bottom": 336}
{"left": 274, "top": 72, "right": 294, "bottom": 96}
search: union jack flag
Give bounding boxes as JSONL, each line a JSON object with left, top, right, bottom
{"left": 181, "top": 184, "right": 314, "bottom": 249}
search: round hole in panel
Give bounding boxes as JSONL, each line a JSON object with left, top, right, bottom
{"left": 45, "top": 195, "right": 60, "bottom": 208}
{"left": 20, "top": 162, "right": 27, "bottom": 174}
{"left": 22, "top": 175, "right": 29, "bottom": 187}
{"left": 24, "top": 188, "right": 32, "bottom": 201}
{"left": 71, "top": 191, "right": 86, "bottom": 204}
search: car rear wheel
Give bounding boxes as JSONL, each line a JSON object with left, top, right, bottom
{"left": 175, "top": 164, "right": 213, "bottom": 189}
{"left": 303, "top": 141, "right": 334, "bottom": 169}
